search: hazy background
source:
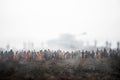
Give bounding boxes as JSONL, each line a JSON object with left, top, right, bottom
{"left": 0, "top": 0, "right": 120, "bottom": 50}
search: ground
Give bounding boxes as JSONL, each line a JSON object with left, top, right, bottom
{"left": 0, "top": 58, "right": 120, "bottom": 80}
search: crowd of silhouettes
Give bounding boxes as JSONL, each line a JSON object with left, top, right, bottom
{"left": 0, "top": 48, "right": 120, "bottom": 62}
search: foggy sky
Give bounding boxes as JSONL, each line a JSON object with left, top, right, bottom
{"left": 0, "top": 0, "right": 120, "bottom": 49}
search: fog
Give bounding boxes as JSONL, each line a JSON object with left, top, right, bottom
{"left": 0, "top": 0, "right": 120, "bottom": 49}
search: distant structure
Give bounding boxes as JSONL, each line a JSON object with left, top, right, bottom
{"left": 6, "top": 44, "right": 10, "bottom": 51}
{"left": 47, "top": 34, "right": 84, "bottom": 51}
{"left": 105, "top": 41, "right": 112, "bottom": 50}
{"left": 117, "top": 42, "right": 120, "bottom": 50}
{"left": 105, "top": 41, "right": 109, "bottom": 49}
{"left": 108, "top": 42, "right": 112, "bottom": 49}
{"left": 94, "top": 40, "right": 97, "bottom": 48}
{"left": 23, "top": 42, "right": 34, "bottom": 50}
